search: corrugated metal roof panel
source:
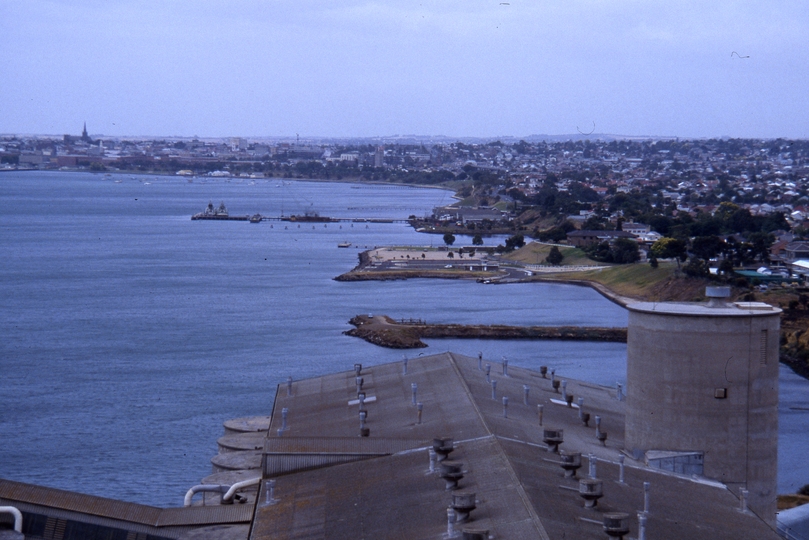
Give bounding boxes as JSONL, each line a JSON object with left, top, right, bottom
{"left": 0, "top": 479, "right": 252, "bottom": 528}
{"left": 156, "top": 505, "right": 253, "bottom": 527}
{"left": 264, "top": 436, "right": 426, "bottom": 454}
{"left": 0, "top": 479, "right": 162, "bottom": 524}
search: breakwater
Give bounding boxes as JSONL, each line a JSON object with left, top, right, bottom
{"left": 344, "top": 314, "right": 628, "bottom": 349}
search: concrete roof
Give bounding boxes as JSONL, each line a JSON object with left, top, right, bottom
{"left": 626, "top": 300, "right": 782, "bottom": 317}
{"left": 250, "top": 352, "right": 780, "bottom": 539}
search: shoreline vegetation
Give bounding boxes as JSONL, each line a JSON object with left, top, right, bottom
{"left": 337, "top": 243, "right": 809, "bottom": 380}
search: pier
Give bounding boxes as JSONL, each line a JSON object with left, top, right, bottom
{"left": 192, "top": 214, "right": 408, "bottom": 224}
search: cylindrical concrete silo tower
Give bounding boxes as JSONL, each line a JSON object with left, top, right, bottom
{"left": 625, "top": 287, "right": 780, "bottom": 524}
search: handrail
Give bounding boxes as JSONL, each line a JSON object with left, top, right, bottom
{"left": 0, "top": 506, "right": 23, "bottom": 533}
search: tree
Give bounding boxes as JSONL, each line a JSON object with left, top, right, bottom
{"left": 546, "top": 246, "right": 564, "bottom": 265}
{"left": 718, "top": 259, "right": 735, "bottom": 277}
{"left": 472, "top": 234, "right": 484, "bottom": 246}
{"left": 650, "top": 237, "right": 688, "bottom": 268}
{"left": 585, "top": 241, "right": 613, "bottom": 262}
{"left": 691, "top": 236, "right": 724, "bottom": 262}
{"left": 683, "top": 257, "right": 710, "bottom": 277}
{"left": 443, "top": 233, "right": 456, "bottom": 246}
{"left": 747, "top": 232, "right": 775, "bottom": 262}
{"left": 504, "top": 234, "right": 525, "bottom": 252}
{"left": 447, "top": 251, "right": 454, "bottom": 258}
{"left": 611, "top": 238, "right": 640, "bottom": 264}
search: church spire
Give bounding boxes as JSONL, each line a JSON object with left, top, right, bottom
{"left": 81, "top": 122, "right": 91, "bottom": 143}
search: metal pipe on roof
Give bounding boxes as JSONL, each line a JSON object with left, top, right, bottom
{"left": 638, "top": 512, "right": 647, "bottom": 540}
{"left": 502, "top": 356, "right": 508, "bottom": 376}
{"left": 740, "top": 488, "right": 749, "bottom": 513}
{"left": 0, "top": 506, "right": 22, "bottom": 533}
{"left": 502, "top": 396, "right": 509, "bottom": 418}
{"left": 417, "top": 402, "right": 423, "bottom": 424}
{"left": 264, "top": 479, "right": 277, "bottom": 505}
{"left": 183, "top": 484, "right": 228, "bottom": 507}
{"left": 523, "top": 385, "right": 530, "bottom": 405}
{"left": 643, "top": 482, "right": 650, "bottom": 513}
{"left": 446, "top": 506, "right": 457, "bottom": 537}
{"left": 411, "top": 383, "right": 418, "bottom": 405}
{"left": 618, "top": 455, "right": 626, "bottom": 484}
{"left": 222, "top": 477, "right": 262, "bottom": 504}
{"left": 491, "top": 379, "right": 497, "bottom": 400}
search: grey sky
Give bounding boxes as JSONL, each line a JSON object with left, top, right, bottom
{"left": 2, "top": 0, "right": 807, "bottom": 139}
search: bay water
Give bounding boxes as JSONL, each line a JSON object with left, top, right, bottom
{"left": 0, "top": 171, "right": 806, "bottom": 506}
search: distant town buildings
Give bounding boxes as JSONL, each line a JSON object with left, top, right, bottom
{"left": 3, "top": 127, "right": 809, "bottom": 238}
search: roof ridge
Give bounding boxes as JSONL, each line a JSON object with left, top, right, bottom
{"left": 446, "top": 352, "right": 551, "bottom": 540}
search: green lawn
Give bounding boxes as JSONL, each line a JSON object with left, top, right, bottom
{"left": 504, "top": 241, "right": 594, "bottom": 266}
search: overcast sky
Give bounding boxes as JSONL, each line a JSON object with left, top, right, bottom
{"left": 1, "top": 0, "right": 807, "bottom": 140}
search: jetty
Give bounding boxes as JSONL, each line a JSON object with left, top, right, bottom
{"left": 344, "top": 314, "right": 627, "bottom": 349}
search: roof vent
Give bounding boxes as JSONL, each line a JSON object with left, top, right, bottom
{"left": 433, "top": 437, "right": 454, "bottom": 462}
{"left": 439, "top": 461, "right": 464, "bottom": 490}
{"left": 543, "top": 428, "right": 564, "bottom": 453}
{"left": 560, "top": 452, "right": 582, "bottom": 478}
{"left": 706, "top": 286, "right": 731, "bottom": 308}
{"left": 451, "top": 491, "right": 477, "bottom": 523}
{"left": 462, "top": 529, "right": 489, "bottom": 540}
{"left": 579, "top": 478, "right": 604, "bottom": 508}
{"left": 603, "top": 512, "right": 630, "bottom": 539}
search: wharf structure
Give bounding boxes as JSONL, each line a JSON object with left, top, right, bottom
{"left": 0, "top": 291, "right": 794, "bottom": 539}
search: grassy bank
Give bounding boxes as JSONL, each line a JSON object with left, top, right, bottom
{"left": 506, "top": 243, "right": 709, "bottom": 302}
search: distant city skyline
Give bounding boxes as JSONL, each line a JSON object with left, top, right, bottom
{"left": 1, "top": 1, "right": 808, "bottom": 140}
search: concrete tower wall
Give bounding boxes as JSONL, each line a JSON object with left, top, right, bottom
{"left": 625, "top": 302, "right": 780, "bottom": 523}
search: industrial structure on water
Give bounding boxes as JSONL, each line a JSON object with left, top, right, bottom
{"left": 1, "top": 288, "right": 806, "bottom": 539}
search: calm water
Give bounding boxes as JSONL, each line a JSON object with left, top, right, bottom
{"left": 0, "top": 172, "right": 806, "bottom": 505}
